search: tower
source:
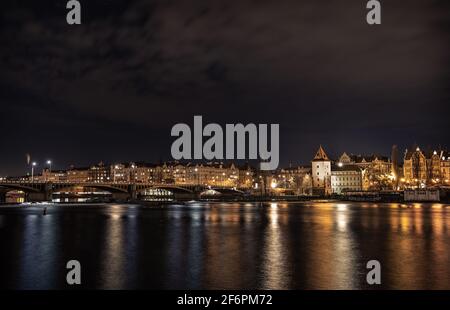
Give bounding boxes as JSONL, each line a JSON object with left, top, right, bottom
{"left": 311, "top": 145, "right": 332, "bottom": 195}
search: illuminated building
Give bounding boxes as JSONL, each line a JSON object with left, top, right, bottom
{"left": 331, "top": 165, "right": 363, "bottom": 194}
{"left": 441, "top": 152, "right": 450, "bottom": 185}
{"left": 159, "top": 162, "right": 182, "bottom": 184}
{"left": 186, "top": 162, "right": 239, "bottom": 187}
{"left": 237, "top": 163, "right": 255, "bottom": 189}
{"left": 88, "top": 162, "right": 111, "bottom": 183}
{"left": 339, "top": 152, "right": 391, "bottom": 190}
{"left": 276, "top": 166, "right": 312, "bottom": 195}
{"left": 41, "top": 169, "right": 67, "bottom": 182}
{"left": 129, "top": 163, "right": 159, "bottom": 184}
{"left": 111, "top": 162, "right": 160, "bottom": 183}
{"left": 403, "top": 147, "right": 449, "bottom": 187}
{"left": 311, "top": 145, "right": 332, "bottom": 195}
{"left": 111, "top": 163, "right": 128, "bottom": 183}
{"left": 66, "top": 166, "right": 90, "bottom": 183}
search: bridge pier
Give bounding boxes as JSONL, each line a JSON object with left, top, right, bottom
{"left": 111, "top": 192, "right": 131, "bottom": 202}
{"left": 45, "top": 183, "right": 53, "bottom": 201}
{"left": 26, "top": 192, "right": 47, "bottom": 202}
{"left": 0, "top": 191, "right": 6, "bottom": 203}
{"left": 129, "top": 184, "right": 137, "bottom": 200}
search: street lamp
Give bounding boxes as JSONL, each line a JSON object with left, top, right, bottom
{"left": 271, "top": 180, "right": 277, "bottom": 189}
{"left": 31, "top": 162, "right": 37, "bottom": 182}
{"left": 194, "top": 167, "right": 199, "bottom": 185}
{"left": 44, "top": 160, "right": 53, "bottom": 182}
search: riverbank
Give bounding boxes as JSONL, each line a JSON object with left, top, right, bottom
{"left": 1, "top": 198, "right": 449, "bottom": 208}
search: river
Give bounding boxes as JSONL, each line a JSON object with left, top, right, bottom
{"left": 0, "top": 201, "right": 448, "bottom": 289}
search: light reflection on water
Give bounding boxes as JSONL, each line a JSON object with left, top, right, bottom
{"left": 0, "top": 202, "right": 449, "bottom": 289}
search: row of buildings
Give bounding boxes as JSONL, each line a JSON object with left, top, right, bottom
{"left": 311, "top": 145, "right": 450, "bottom": 195}
{"left": 13, "top": 145, "right": 450, "bottom": 195}
{"left": 32, "top": 161, "right": 253, "bottom": 188}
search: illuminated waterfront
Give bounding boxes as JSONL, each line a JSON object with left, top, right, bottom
{"left": 0, "top": 202, "right": 449, "bottom": 289}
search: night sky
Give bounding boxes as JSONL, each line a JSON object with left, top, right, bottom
{"left": 0, "top": 0, "right": 449, "bottom": 176}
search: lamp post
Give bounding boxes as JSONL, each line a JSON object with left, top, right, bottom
{"left": 46, "top": 160, "right": 52, "bottom": 182}
{"left": 195, "top": 167, "right": 199, "bottom": 185}
{"left": 31, "top": 162, "right": 37, "bottom": 182}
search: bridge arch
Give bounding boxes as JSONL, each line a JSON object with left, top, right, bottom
{"left": 153, "top": 185, "right": 195, "bottom": 194}
{"left": 200, "top": 187, "right": 245, "bottom": 197}
{"left": 0, "top": 184, "right": 42, "bottom": 193}
{"left": 52, "top": 184, "right": 129, "bottom": 194}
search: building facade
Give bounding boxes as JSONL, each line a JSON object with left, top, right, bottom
{"left": 331, "top": 164, "right": 363, "bottom": 194}
{"left": 273, "top": 166, "right": 312, "bottom": 195}
{"left": 111, "top": 162, "right": 159, "bottom": 184}
{"left": 88, "top": 162, "right": 111, "bottom": 183}
{"left": 186, "top": 162, "right": 239, "bottom": 187}
{"left": 66, "top": 167, "right": 90, "bottom": 183}
{"left": 237, "top": 164, "right": 255, "bottom": 189}
{"left": 403, "top": 147, "right": 449, "bottom": 187}
{"left": 41, "top": 169, "right": 67, "bottom": 182}
{"left": 339, "top": 152, "right": 392, "bottom": 190}
{"left": 312, "top": 146, "right": 332, "bottom": 195}
{"left": 441, "top": 152, "right": 450, "bottom": 185}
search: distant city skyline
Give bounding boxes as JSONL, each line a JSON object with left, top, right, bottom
{"left": 1, "top": 142, "right": 449, "bottom": 178}
{"left": 1, "top": 1, "right": 449, "bottom": 175}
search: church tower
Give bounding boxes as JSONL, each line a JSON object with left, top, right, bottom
{"left": 312, "top": 145, "right": 332, "bottom": 195}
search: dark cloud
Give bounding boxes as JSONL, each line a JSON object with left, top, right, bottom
{"left": 0, "top": 0, "right": 449, "bottom": 175}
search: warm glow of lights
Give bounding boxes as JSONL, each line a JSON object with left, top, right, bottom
{"left": 338, "top": 162, "right": 343, "bottom": 167}
{"left": 337, "top": 203, "right": 348, "bottom": 211}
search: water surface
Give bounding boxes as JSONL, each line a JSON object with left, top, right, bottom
{"left": 0, "top": 202, "right": 448, "bottom": 289}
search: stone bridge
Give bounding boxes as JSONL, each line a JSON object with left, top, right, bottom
{"left": 0, "top": 181, "right": 245, "bottom": 202}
